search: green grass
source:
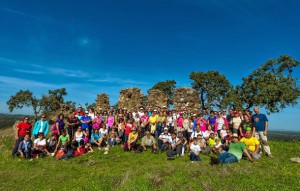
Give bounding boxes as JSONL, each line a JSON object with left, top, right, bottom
{"left": 0, "top": 136, "right": 300, "bottom": 191}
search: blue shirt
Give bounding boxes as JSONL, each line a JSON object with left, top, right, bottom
{"left": 90, "top": 133, "right": 102, "bottom": 143}
{"left": 251, "top": 113, "right": 268, "bottom": 132}
{"left": 208, "top": 116, "right": 216, "bottom": 125}
{"left": 81, "top": 116, "right": 91, "bottom": 130}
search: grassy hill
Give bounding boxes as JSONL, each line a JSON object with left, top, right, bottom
{"left": 0, "top": 133, "right": 299, "bottom": 191}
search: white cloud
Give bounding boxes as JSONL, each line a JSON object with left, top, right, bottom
{"left": 14, "top": 69, "right": 45, "bottom": 75}
{"left": 0, "top": 57, "right": 16, "bottom": 64}
{"left": 30, "top": 64, "right": 89, "bottom": 78}
{"left": 88, "top": 77, "right": 148, "bottom": 85}
{"left": 0, "top": 76, "right": 56, "bottom": 89}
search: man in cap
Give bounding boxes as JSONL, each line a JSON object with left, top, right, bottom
{"left": 211, "top": 133, "right": 253, "bottom": 165}
{"left": 81, "top": 110, "right": 92, "bottom": 138}
{"left": 158, "top": 127, "right": 171, "bottom": 151}
{"left": 74, "top": 105, "right": 85, "bottom": 120}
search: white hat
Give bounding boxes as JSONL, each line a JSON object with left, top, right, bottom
{"left": 164, "top": 127, "right": 168, "bottom": 131}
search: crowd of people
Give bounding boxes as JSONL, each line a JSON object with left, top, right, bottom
{"left": 12, "top": 104, "right": 272, "bottom": 164}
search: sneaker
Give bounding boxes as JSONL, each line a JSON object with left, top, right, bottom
{"left": 267, "top": 154, "right": 273, "bottom": 158}
{"left": 98, "top": 147, "right": 102, "bottom": 150}
{"left": 104, "top": 147, "right": 109, "bottom": 151}
{"left": 51, "top": 153, "right": 55, "bottom": 157}
{"left": 104, "top": 151, "right": 108, "bottom": 155}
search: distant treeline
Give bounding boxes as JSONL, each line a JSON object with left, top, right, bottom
{"left": 0, "top": 113, "right": 33, "bottom": 129}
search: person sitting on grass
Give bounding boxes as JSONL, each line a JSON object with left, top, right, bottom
{"left": 210, "top": 133, "right": 253, "bottom": 165}
{"left": 240, "top": 130, "right": 261, "bottom": 160}
{"left": 177, "top": 131, "right": 188, "bottom": 156}
{"left": 32, "top": 132, "right": 50, "bottom": 158}
{"left": 158, "top": 128, "right": 172, "bottom": 151}
{"left": 90, "top": 128, "right": 104, "bottom": 149}
{"left": 17, "top": 134, "right": 33, "bottom": 159}
{"left": 54, "top": 129, "right": 70, "bottom": 153}
{"left": 108, "top": 128, "right": 121, "bottom": 147}
{"left": 141, "top": 130, "right": 157, "bottom": 152}
{"left": 127, "top": 128, "right": 139, "bottom": 151}
{"left": 197, "top": 134, "right": 211, "bottom": 155}
{"left": 213, "top": 139, "right": 222, "bottom": 154}
{"left": 47, "top": 133, "right": 58, "bottom": 154}
{"left": 166, "top": 132, "right": 181, "bottom": 160}
{"left": 190, "top": 137, "right": 201, "bottom": 162}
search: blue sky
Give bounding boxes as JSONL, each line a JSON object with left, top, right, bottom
{"left": 0, "top": 0, "right": 299, "bottom": 131}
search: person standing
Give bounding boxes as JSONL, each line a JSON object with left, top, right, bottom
{"left": 33, "top": 114, "right": 50, "bottom": 138}
{"left": 12, "top": 116, "right": 32, "bottom": 156}
{"left": 251, "top": 107, "right": 272, "bottom": 157}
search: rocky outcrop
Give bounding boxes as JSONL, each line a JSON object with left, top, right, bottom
{"left": 173, "top": 87, "right": 200, "bottom": 112}
{"left": 96, "top": 93, "right": 110, "bottom": 111}
{"left": 147, "top": 89, "right": 168, "bottom": 110}
{"left": 118, "top": 88, "right": 144, "bottom": 112}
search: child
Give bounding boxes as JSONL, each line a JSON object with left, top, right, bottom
{"left": 213, "top": 139, "right": 222, "bottom": 154}
{"left": 190, "top": 137, "right": 201, "bottom": 162}
{"left": 55, "top": 147, "right": 66, "bottom": 159}
{"left": 219, "top": 125, "right": 228, "bottom": 143}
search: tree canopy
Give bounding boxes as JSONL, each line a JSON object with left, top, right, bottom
{"left": 235, "top": 54, "right": 300, "bottom": 113}
{"left": 190, "top": 71, "right": 232, "bottom": 110}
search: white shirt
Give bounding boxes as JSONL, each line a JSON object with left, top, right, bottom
{"left": 216, "top": 117, "right": 225, "bottom": 130}
{"left": 100, "top": 128, "right": 108, "bottom": 136}
{"left": 39, "top": 120, "right": 44, "bottom": 133}
{"left": 190, "top": 143, "right": 201, "bottom": 153}
{"left": 159, "top": 133, "right": 171, "bottom": 143}
{"left": 170, "top": 137, "right": 178, "bottom": 147}
{"left": 167, "top": 116, "right": 174, "bottom": 126}
{"left": 203, "top": 130, "right": 214, "bottom": 139}
{"left": 89, "top": 113, "right": 95, "bottom": 120}
{"left": 220, "top": 129, "right": 227, "bottom": 138}
{"left": 138, "top": 112, "right": 144, "bottom": 117}
{"left": 191, "top": 131, "right": 203, "bottom": 139}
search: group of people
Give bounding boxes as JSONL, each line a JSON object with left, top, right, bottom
{"left": 12, "top": 104, "right": 272, "bottom": 165}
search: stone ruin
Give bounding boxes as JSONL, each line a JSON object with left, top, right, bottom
{"left": 95, "top": 93, "right": 110, "bottom": 111}
{"left": 173, "top": 87, "right": 200, "bottom": 112}
{"left": 118, "top": 88, "right": 144, "bottom": 112}
{"left": 147, "top": 89, "right": 168, "bottom": 110}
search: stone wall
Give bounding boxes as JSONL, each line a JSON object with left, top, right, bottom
{"left": 147, "top": 89, "right": 168, "bottom": 110}
{"left": 95, "top": 93, "right": 110, "bottom": 111}
{"left": 118, "top": 88, "right": 144, "bottom": 112}
{"left": 173, "top": 87, "right": 200, "bottom": 112}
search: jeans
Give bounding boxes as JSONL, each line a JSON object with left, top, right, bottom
{"left": 124, "top": 134, "right": 129, "bottom": 143}
{"left": 190, "top": 152, "right": 201, "bottom": 161}
{"left": 60, "top": 149, "right": 74, "bottom": 159}
{"left": 218, "top": 152, "right": 238, "bottom": 165}
{"left": 155, "top": 124, "right": 162, "bottom": 139}
{"left": 108, "top": 138, "right": 116, "bottom": 147}
{"left": 247, "top": 150, "right": 260, "bottom": 160}
{"left": 12, "top": 135, "right": 25, "bottom": 156}
{"left": 158, "top": 139, "right": 169, "bottom": 151}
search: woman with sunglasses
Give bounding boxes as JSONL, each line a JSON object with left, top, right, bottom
{"left": 32, "top": 114, "right": 50, "bottom": 139}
